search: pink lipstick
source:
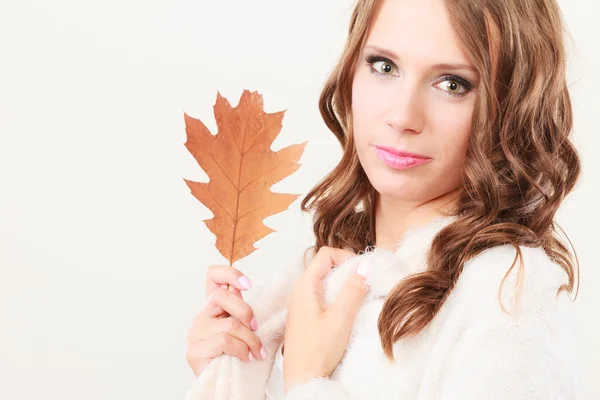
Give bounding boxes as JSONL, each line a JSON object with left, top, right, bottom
{"left": 374, "top": 145, "right": 432, "bottom": 170}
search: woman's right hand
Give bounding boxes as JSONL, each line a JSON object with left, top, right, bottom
{"left": 186, "top": 265, "right": 267, "bottom": 377}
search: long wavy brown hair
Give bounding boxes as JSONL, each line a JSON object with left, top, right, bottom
{"left": 300, "top": 0, "right": 581, "bottom": 360}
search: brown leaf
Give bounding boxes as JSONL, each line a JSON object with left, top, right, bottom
{"left": 184, "top": 89, "right": 307, "bottom": 266}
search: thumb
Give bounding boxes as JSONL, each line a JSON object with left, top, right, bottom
{"left": 328, "top": 259, "right": 371, "bottom": 325}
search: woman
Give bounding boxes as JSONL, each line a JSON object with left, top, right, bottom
{"left": 185, "top": 0, "right": 581, "bottom": 398}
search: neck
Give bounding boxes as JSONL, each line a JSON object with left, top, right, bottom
{"left": 374, "top": 188, "right": 460, "bottom": 251}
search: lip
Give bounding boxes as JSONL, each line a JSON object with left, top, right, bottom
{"left": 373, "top": 145, "right": 431, "bottom": 160}
{"left": 374, "top": 145, "right": 432, "bottom": 170}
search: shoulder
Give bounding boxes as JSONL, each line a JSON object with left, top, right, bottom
{"left": 436, "top": 245, "right": 579, "bottom": 398}
{"left": 455, "top": 244, "right": 572, "bottom": 315}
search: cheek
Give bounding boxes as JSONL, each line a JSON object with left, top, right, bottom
{"left": 351, "top": 80, "right": 367, "bottom": 136}
{"left": 431, "top": 103, "right": 473, "bottom": 167}
{"left": 351, "top": 70, "right": 384, "bottom": 146}
{"left": 352, "top": 70, "right": 386, "bottom": 121}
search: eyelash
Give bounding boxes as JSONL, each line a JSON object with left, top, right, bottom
{"left": 364, "top": 54, "right": 473, "bottom": 98}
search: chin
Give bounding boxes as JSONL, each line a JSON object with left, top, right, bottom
{"left": 366, "top": 167, "right": 424, "bottom": 200}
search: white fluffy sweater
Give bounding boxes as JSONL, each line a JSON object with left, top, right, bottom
{"left": 184, "top": 215, "right": 578, "bottom": 399}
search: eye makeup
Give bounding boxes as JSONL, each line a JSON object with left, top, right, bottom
{"left": 364, "top": 53, "right": 474, "bottom": 98}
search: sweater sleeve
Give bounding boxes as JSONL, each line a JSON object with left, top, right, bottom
{"left": 284, "top": 378, "right": 353, "bottom": 400}
{"left": 436, "top": 245, "right": 577, "bottom": 400}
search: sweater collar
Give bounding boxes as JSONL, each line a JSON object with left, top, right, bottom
{"left": 323, "top": 214, "right": 458, "bottom": 303}
{"left": 390, "top": 213, "right": 459, "bottom": 273}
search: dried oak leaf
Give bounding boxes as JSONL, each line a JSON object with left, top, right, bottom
{"left": 184, "top": 89, "right": 307, "bottom": 266}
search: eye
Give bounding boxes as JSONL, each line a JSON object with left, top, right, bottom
{"left": 437, "top": 80, "right": 464, "bottom": 94}
{"left": 435, "top": 76, "right": 472, "bottom": 97}
{"left": 372, "top": 60, "right": 395, "bottom": 75}
{"left": 366, "top": 55, "right": 397, "bottom": 78}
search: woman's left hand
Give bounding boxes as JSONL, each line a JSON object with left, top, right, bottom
{"left": 282, "top": 246, "right": 371, "bottom": 390}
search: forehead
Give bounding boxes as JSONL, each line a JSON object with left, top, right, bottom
{"left": 365, "top": 0, "right": 471, "bottom": 67}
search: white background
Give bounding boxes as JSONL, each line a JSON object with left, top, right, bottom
{"left": 0, "top": 0, "right": 597, "bottom": 398}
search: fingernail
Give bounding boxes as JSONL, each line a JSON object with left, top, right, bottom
{"left": 250, "top": 317, "right": 258, "bottom": 331}
{"left": 356, "top": 259, "right": 371, "bottom": 278}
{"left": 207, "top": 292, "right": 215, "bottom": 303}
{"left": 248, "top": 351, "right": 254, "bottom": 362}
{"left": 237, "top": 276, "right": 252, "bottom": 290}
{"left": 260, "top": 346, "right": 267, "bottom": 359}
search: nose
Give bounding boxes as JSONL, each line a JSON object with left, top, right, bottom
{"left": 384, "top": 81, "right": 425, "bottom": 135}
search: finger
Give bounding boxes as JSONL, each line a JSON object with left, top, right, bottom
{"left": 214, "top": 283, "right": 243, "bottom": 300}
{"left": 327, "top": 259, "right": 370, "bottom": 329}
{"left": 226, "top": 285, "right": 242, "bottom": 298}
{"left": 191, "top": 333, "right": 251, "bottom": 362}
{"left": 197, "top": 299, "right": 227, "bottom": 320}
{"left": 199, "top": 288, "right": 257, "bottom": 331}
{"left": 306, "top": 246, "right": 356, "bottom": 282}
{"left": 206, "top": 265, "right": 253, "bottom": 295}
{"left": 188, "top": 317, "right": 265, "bottom": 360}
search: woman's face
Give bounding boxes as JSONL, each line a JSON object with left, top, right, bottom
{"left": 352, "top": 0, "right": 479, "bottom": 203}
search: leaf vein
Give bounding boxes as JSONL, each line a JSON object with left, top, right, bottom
{"left": 239, "top": 159, "right": 286, "bottom": 194}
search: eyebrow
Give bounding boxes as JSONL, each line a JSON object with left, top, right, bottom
{"left": 363, "top": 44, "right": 477, "bottom": 74}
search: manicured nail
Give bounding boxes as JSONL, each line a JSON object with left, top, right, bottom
{"left": 250, "top": 317, "right": 258, "bottom": 331}
{"left": 237, "top": 276, "right": 252, "bottom": 290}
{"left": 260, "top": 346, "right": 267, "bottom": 359}
{"left": 248, "top": 351, "right": 254, "bottom": 362}
{"left": 356, "top": 259, "right": 371, "bottom": 278}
